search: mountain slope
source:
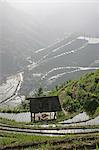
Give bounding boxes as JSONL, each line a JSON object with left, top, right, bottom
{"left": 49, "top": 69, "right": 99, "bottom": 115}
{"left": 20, "top": 33, "right": 99, "bottom": 95}
{"left": 0, "top": 1, "right": 58, "bottom": 81}
{"left": 0, "top": 1, "right": 99, "bottom": 98}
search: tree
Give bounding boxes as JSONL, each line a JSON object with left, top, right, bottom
{"left": 84, "top": 93, "right": 99, "bottom": 115}
{"left": 35, "top": 87, "right": 43, "bottom": 97}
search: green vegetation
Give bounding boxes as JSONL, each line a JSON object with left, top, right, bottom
{"left": 96, "top": 143, "right": 99, "bottom": 150}
{"left": 0, "top": 132, "right": 59, "bottom": 147}
{"left": 0, "top": 132, "right": 99, "bottom": 149}
{"left": 0, "top": 70, "right": 99, "bottom": 121}
{"left": 1, "top": 117, "right": 99, "bottom": 131}
{"left": 1, "top": 70, "right": 99, "bottom": 117}
{"left": 0, "top": 70, "right": 99, "bottom": 150}
{"left": 0, "top": 100, "right": 29, "bottom": 113}
{"left": 48, "top": 70, "right": 99, "bottom": 116}
{"left": 0, "top": 106, "right": 28, "bottom": 114}
{"left": 63, "top": 70, "right": 99, "bottom": 116}
{"left": 34, "top": 87, "right": 44, "bottom": 97}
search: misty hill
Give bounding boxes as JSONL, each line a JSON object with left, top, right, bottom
{"left": 0, "top": 1, "right": 99, "bottom": 98}
{"left": 11, "top": 1, "right": 99, "bottom": 37}
{"left": 0, "top": 1, "right": 61, "bottom": 81}
{"left": 20, "top": 33, "right": 99, "bottom": 95}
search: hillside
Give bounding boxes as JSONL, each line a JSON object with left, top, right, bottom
{"left": 0, "top": 1, "right": 99, "bottom": 103}
{"left": 0, "top": 1, "right": 60, "bottom": 82}
{"left": 0, "top": 70, "right": 99, "bottom": 117}
{"left": 49, "top": 70, "right": 99, "bottom": 116}
{"left": 20, "top": 33, "right": 99, "bottom": 95}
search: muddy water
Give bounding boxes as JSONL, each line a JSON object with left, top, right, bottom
{"left": 60, "top": 112, "right": 90, "bottom": 123}
{"left": 0, "top": 112, "right": 99, "bottom": 127}
{"left": 60, "top": 112, "right": 99, "bottom": 126}
{"left": 0, "top": 112, "right": 31, "bottom": 122}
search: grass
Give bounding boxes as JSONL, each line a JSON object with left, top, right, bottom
{"left": 0, "top": 117, "right": 99, "bottom": 130}
{"left": 0, "top": 132, "right": 58, "bottom": 145}
{"left": 0, "top": 132, "right": 99, "bottom": 148}
{"left": 0, "top": 110, "right": 77, "bottom": 127}
{"left": 25, "top": 139, "right": 99, "bottom": 150}
{"left": 0, "top": 133, "right": 60, "bottom": 150}
{"left": 0, "top": 115, "right": 99, "bottom": 149}
{"left": 93, "top": 107, "right": 99, "bottom": 118}
{"left": 0, "top": 131, "right": 64, "bottom": 149}
{"left": 0, "top": 117, "right": 26, "bottom": 128}
{"left": 0, "top": 109, "right": 87, "bottom": 125}
{"left": 96, "top": 143, "right": 99, "bottom": 150}
{"left": 0, "top": 105, "right": 29, "bottom": 114}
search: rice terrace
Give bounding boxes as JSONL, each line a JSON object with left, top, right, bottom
{"left": 0, "top": 0, "right": 99, "bottom": 149}
{"left": 0, "top": 70, "right": 99, "bottom": 150}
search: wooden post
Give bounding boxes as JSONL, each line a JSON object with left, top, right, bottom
{"left": 54, "top": 112, "right": 56, "bottom": 120}
{"left": 34, "top": 113, "right": 35, "bottom": 122}
{"left": 31, "top": 112, "right": 32, "bottom": 122}
{"left": 50, "top": 112, "right": 51, "bottom": 120}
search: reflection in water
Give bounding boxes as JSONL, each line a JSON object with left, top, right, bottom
{"left": 60, "top": 112, "right": 89, "bottom": 124}
{"left": 0, "top": 112, "right": 31, "bottom": 122}
{"left": 0, "top": 112, "right": 99, "bottom": 126}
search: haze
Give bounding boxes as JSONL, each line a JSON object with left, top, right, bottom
{"left": 7, "top": 0, "right": 99, "bottom": 36}
{"left": 0, "top": 0, "right": 99, "bottom": 98}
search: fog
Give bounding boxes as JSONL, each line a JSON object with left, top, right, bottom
{"left": 0, "top": 0, "right": 99, "bottom": 96}
{"left": 7, "top": 0, "right": 99, "bottom": 36}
